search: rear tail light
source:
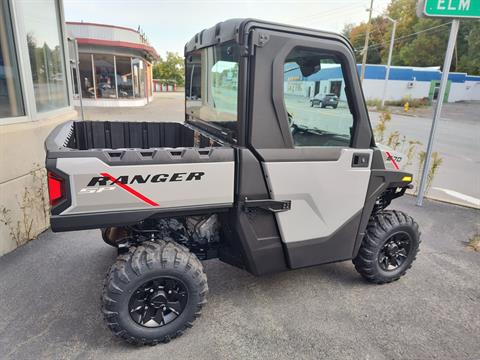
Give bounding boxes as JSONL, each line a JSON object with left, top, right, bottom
{"left": 47, "top": 171, "right": 65, "bottom": 206}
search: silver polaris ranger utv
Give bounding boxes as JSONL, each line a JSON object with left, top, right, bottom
{"left": 45, "top": 19, "right": 420, "bottom": 345}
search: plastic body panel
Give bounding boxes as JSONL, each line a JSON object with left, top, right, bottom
{"left": 46, "top": 121, "right": 235, "bottom": 231}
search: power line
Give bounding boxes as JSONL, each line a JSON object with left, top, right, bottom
{"left": 354, "top": 21, "right": 453, "bottom": 53}
{"left": 284, "top": 2, "right": 364, "bottom": 24}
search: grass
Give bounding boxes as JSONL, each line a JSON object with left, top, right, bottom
{"left": 385, "top": 96, "right": 431, "bottom": 108}
{"left": 468, "top": 233, "right": 480, "bottom": 252}
{"left": 366, "top": 97, "right": 431, "bottom": 110}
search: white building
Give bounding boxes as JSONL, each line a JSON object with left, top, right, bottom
{"left": 0, "top": 0, "right": 76, "bottom": 255}
{"left": 284, "top": 63, "right": 480, "bottom": 103}
{"left": 359, "top": 64, "right": 480, "bottom": 103}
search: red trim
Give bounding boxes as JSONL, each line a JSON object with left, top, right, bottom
{"left": 100, "top": 172, "right": 159, "bottom": 207}
{"left": 385, "top": 151, "right": 399, "bottom": 170}
{"left": 66, "top": 21, "right": 139, "bottom": 34}
{"left": 75, "top": 38, "right": 159, "bottom": 59}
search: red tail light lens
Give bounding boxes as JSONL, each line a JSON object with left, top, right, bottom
{"left": 48, "top": 171, "right": 64, "bottom": 206}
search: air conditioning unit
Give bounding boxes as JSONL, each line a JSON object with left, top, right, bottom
{"left": 407, "top": 81, "right": 414, "bottom": 89}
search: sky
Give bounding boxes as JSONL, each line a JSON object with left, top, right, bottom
{"left": 64, "top": 0, "right": 391, "bottom": 58}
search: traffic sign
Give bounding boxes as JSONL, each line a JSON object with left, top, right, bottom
{"left": 424, "top": 0, "right": 480, "bottom": 18}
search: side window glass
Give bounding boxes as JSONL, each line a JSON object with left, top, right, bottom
{"left": 186, "top": 43, "right": 239, "bottom": 141}
{"left": 283, "top": 48, "right": 354, "bottom": 147}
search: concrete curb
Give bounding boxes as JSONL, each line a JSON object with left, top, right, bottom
{"left": 405, "top": 190, "right": 480, "bottom": 210}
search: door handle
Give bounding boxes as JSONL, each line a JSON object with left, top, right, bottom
{"left": 352, "top": 153, "right": 370, "bottom": 168}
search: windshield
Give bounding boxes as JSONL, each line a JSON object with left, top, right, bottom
{"left": 185, "top": 42, "right": 239, "bottom": 141}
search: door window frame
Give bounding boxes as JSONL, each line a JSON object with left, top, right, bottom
{"left": 282, "top": 46, "right": 355, "bottom": 148}
{"left": 268, "top": 35, "right": 372, "bottom": 150}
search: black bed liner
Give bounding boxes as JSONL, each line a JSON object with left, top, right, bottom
{"left": 68, "top": 121, "right": 221, "bottom": 150}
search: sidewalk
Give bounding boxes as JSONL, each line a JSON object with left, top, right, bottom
{"left": 76, "top": 92, "right": 185, "bottom": 123}
{"left": 0, "top": 196, "right": 478, "bottom": 360}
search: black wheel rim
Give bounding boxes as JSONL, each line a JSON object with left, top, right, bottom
{"left": 378, "top": 231, "right": 412, "bottom": 271}
{"left": 129, "top": 277, "right": 188, "bottom": 328}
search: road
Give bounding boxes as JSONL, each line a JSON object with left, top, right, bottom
{"left": 369, "top": 103, "right": 480, "bottom": 207}
{"left": 0, "top": 196, "right": 478, "bottom": 359}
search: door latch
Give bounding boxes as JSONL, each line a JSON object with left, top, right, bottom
{"left": 352, "top": 153, "right": 370, "bottom": 168}
{"left": 243, "top": 199, "right": 291, "bottom": 213}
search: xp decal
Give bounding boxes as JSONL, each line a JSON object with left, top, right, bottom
{"left": 100, "top": 172, "right": 159, "bottom": 207}
{"left": 385, "top": 151, "right": 401, "bottom": 170}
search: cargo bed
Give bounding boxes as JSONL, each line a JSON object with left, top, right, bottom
{"left": 45, "top": 121, "right": 235, "bottom": 231}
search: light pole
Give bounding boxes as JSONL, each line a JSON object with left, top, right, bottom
{"left": 381, "top": 16, "right": 397, "bottom": 108}
{"left": 360, "top": 0, "right": 374, "bottom": 83}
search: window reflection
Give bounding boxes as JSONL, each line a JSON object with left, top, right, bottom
{"left": 116, "top": 56, "right": 133, "bottom": 98}
{"left": 0, "top": 1, "right": 24, "bottom": 118}
{"left": 18, "top": 0, "right": 68, "bottom": 112}
{"left": 78, "top": 53, "right": 94, "bottom": 98}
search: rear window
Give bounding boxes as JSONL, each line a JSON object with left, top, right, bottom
{"left": 185, "top": 42, "right": 239, "bottom": 142}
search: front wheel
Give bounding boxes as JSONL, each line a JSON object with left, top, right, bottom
{"left": 353, "top": 210, "right": 420, "bottom": 284}
{"left": 102, "top": 241, "right": 208, "bottom": 345}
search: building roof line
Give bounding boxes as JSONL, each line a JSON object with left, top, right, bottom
{"left": 66, "top": 21, "right": 139, "bottom": 34}
{"left": 75, "top": 38, "right": 159, "bottom": 59}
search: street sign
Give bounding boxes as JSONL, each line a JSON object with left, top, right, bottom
{"left": 424, "top": 0, "right": 480, "bottom": 18}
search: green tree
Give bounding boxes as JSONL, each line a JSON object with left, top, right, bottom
{"left": 342, "top": 0, "right": 479, "bottom": 74}
{"left": 152, "top": 52, "right": 184, "bottom": 86}
{"left": 458, "top": 22, "right": 480, "bottom": 74}
{"left": 397, "top": 18, "right": 449, "bottom": 68}
{"left": 343, "top": 17, "right": 388, "bottom": 64}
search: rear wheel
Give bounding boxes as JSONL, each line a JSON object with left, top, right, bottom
{"left": 353, "top": 210, "right": 420, "bottom": 284}
{"left": 102, "top": 241, "right": 208, "bottom": 345}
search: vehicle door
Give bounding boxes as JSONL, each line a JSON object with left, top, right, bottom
{"left": 248, "top": 28, "right": 374, "bottom": 268}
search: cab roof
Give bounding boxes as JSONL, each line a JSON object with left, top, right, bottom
{"left": 184, "top": 18, "right": 352, "bottom": 55}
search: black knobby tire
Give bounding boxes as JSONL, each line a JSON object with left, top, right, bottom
{"left": 353, "top": 210, "right": 420, "bottom": 284}
{"left": 102, "top": 240, "right": 208, "bottom": 345}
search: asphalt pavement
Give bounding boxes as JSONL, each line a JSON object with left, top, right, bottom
{"left": 0, "top": 195, "right": 479, "bottom": 360}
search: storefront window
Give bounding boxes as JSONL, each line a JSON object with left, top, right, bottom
{"left": 94, "top": 54, "right": 116, "bottom": 99}
{"left": 116, "top": 56, "right": 133, "bottom": 98}
{"left": 0, "top": 1, "right": 24, "bottom": 118}
{"left": 132, "top": 58, "right": 145, "bottom": 98}
{"left": 18, "top": 0, "right": 68, "bottom": 112}
{"left": 78, "top": 53, "right": 94, "bottom": 98}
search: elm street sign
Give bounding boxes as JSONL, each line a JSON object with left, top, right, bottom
{"left": 424, "top": 0, "right": 480, "bottom": 18}
{"left": 416, "top": 0, "right": 478, "bottom": 206}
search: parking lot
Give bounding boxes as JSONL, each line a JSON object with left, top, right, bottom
{"left": 0, "top": 196, "right": 478, "bottom": 359}
{"left": 1, "top": 94, "right": 478, "bottom": 359}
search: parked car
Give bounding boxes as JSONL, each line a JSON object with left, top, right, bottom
{"left": 310, "top": 93, "right": 339, "bottom": 108}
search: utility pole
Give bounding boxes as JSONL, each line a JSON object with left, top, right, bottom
{"left": 416, "top": 20, "right": 460, "bottom": 206}
{"left": 381, "top": 17, "right": 397, "bottom": 108}
{"left": 360, "top": 0, "right": 374, "bottom": 83}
